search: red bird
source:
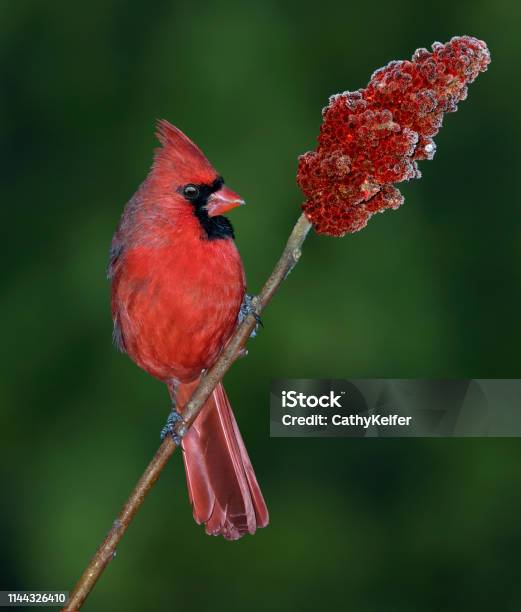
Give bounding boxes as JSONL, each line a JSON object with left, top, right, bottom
{"left": 108, "top": 120, "right": 268, "bottom": 540}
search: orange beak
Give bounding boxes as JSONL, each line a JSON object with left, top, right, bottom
{"left": 205, "top": 185, "right": 245, "bottom": 217}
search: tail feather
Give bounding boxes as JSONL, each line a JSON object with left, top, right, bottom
{"left": 175, "top": 380, "right": 269, "bottom": 540}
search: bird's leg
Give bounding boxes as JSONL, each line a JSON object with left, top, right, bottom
{"left": 160, "top": 410, "right": 183, "bottom": 445}
{"left": 238, "top": 293, "right": 263, "bottom": 338}
{"left": 160, "top": 383, "right": 183, "bottom": 445}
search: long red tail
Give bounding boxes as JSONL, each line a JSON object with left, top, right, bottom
{"left": 175, "top": 381, "right": 269, "bottom": 540}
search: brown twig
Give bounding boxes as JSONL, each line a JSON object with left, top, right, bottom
{"left": 62, "top": 212, "right": 312, "bottom": 612}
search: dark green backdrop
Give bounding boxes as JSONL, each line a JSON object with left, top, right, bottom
{"left": 2, "top": 1, "right": 520, "bottom": 610}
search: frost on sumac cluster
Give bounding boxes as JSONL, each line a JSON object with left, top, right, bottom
{"left": 297, "top": 36, "right": 490, "bottom": 236}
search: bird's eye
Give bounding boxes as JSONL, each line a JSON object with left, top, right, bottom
{"left": 183, "top": 184, "right": 199, "bottom": 200}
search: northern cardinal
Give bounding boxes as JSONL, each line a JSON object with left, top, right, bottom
{"left": 108, "top": 120, "right": 268, "bottom": 540}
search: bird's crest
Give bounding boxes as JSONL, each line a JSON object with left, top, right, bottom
{"left": 153, "top": 119, "right": 217, "bottom": 184}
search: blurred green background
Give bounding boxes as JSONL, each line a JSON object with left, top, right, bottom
{"left": 1, "top": 0, "right": 521, "bottom": 610}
